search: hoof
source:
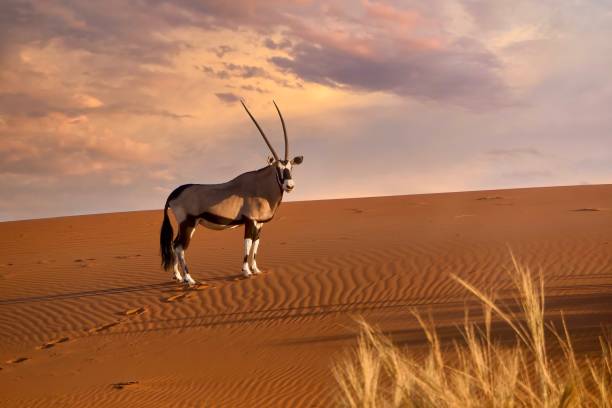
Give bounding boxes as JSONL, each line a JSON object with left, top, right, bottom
{"left": 183, "top": 274, "right": 197, "bottom": 286}
{"left": 241, "top": 270, "right": 252, "bottom": 278}
{"left": 251, "top": 267, "right": 262, "bottom": 275}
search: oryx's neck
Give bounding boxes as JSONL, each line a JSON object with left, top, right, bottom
{"left": 250, "top": 165, "right": 284, "bottom": 215}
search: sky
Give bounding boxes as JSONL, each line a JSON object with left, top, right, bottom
{"left": 1, "top": 0, "right": 611, "bottom": 221}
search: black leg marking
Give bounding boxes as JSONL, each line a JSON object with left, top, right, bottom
{"left": 244, "top": 219, "right": 259, "bottom": 240}
{"left": 173, "top": 216, "right": 198, "bottom": 280}
{"left": 173, "top": 217, "right": 197, "bottom": 251}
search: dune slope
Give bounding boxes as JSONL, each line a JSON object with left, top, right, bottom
{"left": 1, "top": 184, "right": 611, "bottom": 407}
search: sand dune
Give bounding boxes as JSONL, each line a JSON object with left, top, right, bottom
{"left": 1, "top": 185, "right": 611, "bottom": 407}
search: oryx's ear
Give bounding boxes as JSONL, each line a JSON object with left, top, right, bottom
{"left": 291, "top": 155, "right": 303, "bottom": 165}
{"left": 267, "top": 156, "right": 275, "bottom": 165}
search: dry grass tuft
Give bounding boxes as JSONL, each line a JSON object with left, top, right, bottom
{"left": 334, "top": 254, "right": 611, "bottom": 407}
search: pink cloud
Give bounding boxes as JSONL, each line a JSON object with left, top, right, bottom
{"left": 363, "top": 0, "right": 422, "bottom": 28}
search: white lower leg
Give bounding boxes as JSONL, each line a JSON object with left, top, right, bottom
{"left": 242, "top": 238, "right": 253, "bottom": 277}
{"left": 173, "top": 262, "right": 182, "bottom": 281}
{"left": 176, "top": 246, "right": 196, "bottom": 285}
{"left": 249, "top": 239, "right": 261, "bottom": 274}
{"left": 173, "top": 246, "right": 183, "bottom": 281}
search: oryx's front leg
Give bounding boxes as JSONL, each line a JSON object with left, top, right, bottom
{"left": 249, "top": 222, "right": 263, "bottom": 274}
{"left": 242, "top": 219, "right": 261, "bottom": 277}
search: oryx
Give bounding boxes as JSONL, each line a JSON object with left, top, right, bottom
{"left": 160, "top": 100, "right": 303, "bottom": 285}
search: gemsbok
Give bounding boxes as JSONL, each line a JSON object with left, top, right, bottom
{"left": 160, "top": 101, "right": 303, "bottom": 285}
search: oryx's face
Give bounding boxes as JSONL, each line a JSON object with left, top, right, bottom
{"left": 271, "top": 156, "right": 303, "bottom": 193}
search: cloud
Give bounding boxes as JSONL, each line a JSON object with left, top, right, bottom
{"left": 270, "top": 40, "right": 508, "bottom": 106}
{"left": 209, "top": 44, "right": 234, "bottom": 57}
{"left": 223, "top": 63, "right": 269, "bottom": 79}
{"left": 240, "top": 85, "right": 269, "bottom": 94}
{"left": 0, "top": 118, "right": 158, "bottom": 178}
{"left": 215, "top": 92, "right": 241, "bottom": 103}
{"left": 197, "top": 63, "right": 269, "bottom": 80}
{"left": 0, "top": 92, "right": 191, "bottom": 120}
{"left": 264, "top": 37, "right": 292, "bottom": 50}
{"left": 268, "top": 6, "right": 510, "bottom": 107}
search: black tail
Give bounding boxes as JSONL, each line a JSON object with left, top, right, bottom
{"left": 160, "top": 202, "right": 175, "bottom": 271}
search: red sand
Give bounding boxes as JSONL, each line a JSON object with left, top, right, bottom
{"left": 1, "top": 185, "right": 611, "bottom": 406}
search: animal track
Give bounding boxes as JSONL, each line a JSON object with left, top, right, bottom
{"left": 162, "top": 293, "right": 190, "bottom": 303}
{"left": 161, "top": 283, "right": 211, "bottom": 302}
{"left": 114, "top": 254, "right": 142, "bottom": 259}
{"left": 6, "top": 357, "right": 29, "bottom": 364}
{"left": 87, "top": 321, "right": 121, "bottom": 333}
{"left": 74, "top": 258, "right": 96, "bottom": 268}
{"left": 37, "top": 337, "right": 70, "bottom": 350}
{"left": 112, "top": 381, "right": 139, "bottom": 390}
{"left": 6, "top": 278, "right": 215, "bottom": 372}
{"left": 121, "top": 307, "right": 146, "bottom": 316}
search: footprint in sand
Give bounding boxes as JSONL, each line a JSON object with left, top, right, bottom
{"left": 87, "top": 321, "right": 121, "bottom": 333}
{"left": 74, "top": 258, "right": 96, "bottom": 268}
{"left": 161, "top": 283, "right": 211, "bottom": 302}
{"left": 6, "top": 357, "right": 29, "bottom": 364}
{"left": 571, "top": 208, "right": 601, "bottom": 212}
{"left": 114, "top": 254, "right": 142, "bottom": 259}
{"left": 37, "top": 336, "right": 70, "bottom": 350}
{"left": 162, "top": 293, "right": 190, "bottom": 303}
{"left": 121, "top": 307, "right": 147, "bottom": 317}
{"left": 112, "top": 381, "right": 139, "bottom": 390}
{"left": 476, "top": 196, "right": 503, "bottom": 200}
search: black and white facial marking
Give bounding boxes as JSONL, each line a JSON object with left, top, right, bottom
{"left": 272, "top": 155, "right": 303, "bottom": 193}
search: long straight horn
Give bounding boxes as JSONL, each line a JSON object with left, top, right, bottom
{"left": 273, "top": 100, "right": 288, "bottom": 160}
{"left": 241, "top": 100, "right": 279, "bottom": 161}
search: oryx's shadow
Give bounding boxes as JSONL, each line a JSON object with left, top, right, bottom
{"left": 201, "top": 273, "right": 259, "bottom": 282}
{"left": 0, "top": 281, "right": 176, "bottom": 305}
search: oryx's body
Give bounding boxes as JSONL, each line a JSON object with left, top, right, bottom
{"left": 160, "top": 101, "right": 302, "bottom": 285}
{"left": 170, "top": 165, "right": 283, "bottom": 228}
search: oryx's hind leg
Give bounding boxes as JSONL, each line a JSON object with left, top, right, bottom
{"left": 173, "top": 217, "right": 198, "bottom": 286}
{"left": 172, "top": 258, "right": 182, "bottom": 282}
{"left": 242, "top": 220, "right": 262, "bottom": 277}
